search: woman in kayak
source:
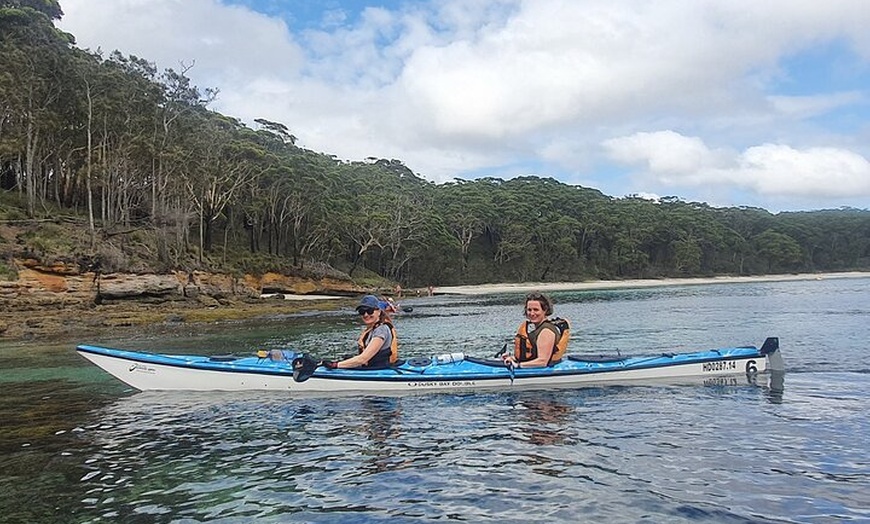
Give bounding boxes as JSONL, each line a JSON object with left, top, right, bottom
{"left": 322, "top": 294, "right": 399, "bottom": 369}
{"left": 502, "top": 292, "right": 569, "bottom": 368}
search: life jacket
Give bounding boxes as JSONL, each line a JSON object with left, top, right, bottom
{"left": 357, "top": 319, "right": 399, "bottom": 368}
{"left": 514, "top": 317, "right": 570, "bottom": 365}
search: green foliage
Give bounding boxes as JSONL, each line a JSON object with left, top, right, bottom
{"left": 0, "top": 191, "right": 27, "bottom": 220}
{"left": 752, "top": 230, "right": 805, "bottom": 273}
{"left": 1, "top": 1, "right": 64, "bottom": 21}
{"left": 18, "top": 222, "right": 77, "bottom": 257}
{"left": 1, "top": 6, "right": 868, "bottom": 287}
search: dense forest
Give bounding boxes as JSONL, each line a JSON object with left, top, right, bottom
{"left": 2, "top": 1, "right": 869, "bottom": 287}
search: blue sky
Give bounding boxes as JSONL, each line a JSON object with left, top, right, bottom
{"left": 226, "top": 0, "right": 403, "bottom": 31}
{"left": 58, "top": 0, "right": 870, "bottom": 212}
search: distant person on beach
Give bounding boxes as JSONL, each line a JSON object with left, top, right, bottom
{"left": 502, "top": 292, "right": 569, "bottom": 368}
{"left": 321, "top": 295, "right": 399, "bottom": 370}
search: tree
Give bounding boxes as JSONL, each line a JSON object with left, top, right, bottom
{"left": 183, "top": 112, "right": 264, "bottom": 259}
{"left": 437, "top": 180, "right": 491, "bottom": 273}
{"left": 0, "top": 1, "right": 74, "bottom": 216}
{"left": 753, "top": 230, "right": 803, "bottom": 273}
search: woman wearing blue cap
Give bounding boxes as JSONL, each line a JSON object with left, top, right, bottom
{"left": 322, "top": 295, "right": 399, "bottom": 369}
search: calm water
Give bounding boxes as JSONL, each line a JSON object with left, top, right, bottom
{"left": 1, "top": 277, "right": 869, "bottom": 523}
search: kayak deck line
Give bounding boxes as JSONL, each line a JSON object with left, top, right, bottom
{"left": 75, "top": 337, "right": 781, "bottom": 393}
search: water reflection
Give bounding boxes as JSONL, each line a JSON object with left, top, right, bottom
{"left": 765, "top": 371, "right": 786, "bottom": 404}
{"left": 355, "top": 397, "right": 407, "bottom": 474}
{"left": 512, "top": 394, "right": 573, "bottom": 446}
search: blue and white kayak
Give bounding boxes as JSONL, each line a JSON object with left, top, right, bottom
{"left": 76, "top": 337, "right": 783, "bottom": 394}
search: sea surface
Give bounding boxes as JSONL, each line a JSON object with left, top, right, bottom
{"left": 1, "top": 277, "right": 869, "bottom": 523}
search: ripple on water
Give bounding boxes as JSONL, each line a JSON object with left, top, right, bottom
{"left": 54, "top": 377, "right": 865, "bottom": 523}
{"left": 3, "top": 278, "right": 869, "bottom": 522}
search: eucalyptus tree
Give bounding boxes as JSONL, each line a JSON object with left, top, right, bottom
{"left": 650, "top": 197, "right": 710, "bottom": 275}
{"left": 751, "top": 229, "right": 803, "bottom": 273}
{"left": 1, "top": 0, "right": 63, "bottom": 19}
{"left": 93, "top": 53, "right": 166, "bottom": 227}
{"left": 711, "top": 206, "right": 774, "bottom": 274}
{"left": 330, "top": 158, "right": 436, "bottom": 280}
{"left": 182, "top": 112, "right": 265, "bottom": 261}
{"left": 244, "top": 122, "right": 336, "bottom": 267}
{"left": 495, "top": 177, "right": 579, "bottom": 280}
{"left": 254, "top": 159, "right": 328, "bottom": 265}
{"left": 532, "top": 213, "right": 580, "bottom": 280}
{"left": 0, "top": 0, "right": 74, "bottom": 216}
{"left": 605, "top": 197, "right": 656, "bottom": 277}
{"left": 336, "top": 163, "right": 391, "bottom": 276}
{"left": 287, "top": 151, "right": 346, "bottom": 266}
{"left": 432, "top": 179, "right": 492, "bottom": 277}
{"left": 482, "top": 178, "right": 537, "bottom": 280}
{"left": 776, "top": 209, "right": 870, "bottom": 270}
{"left": 543, "top": 182, "right": 607, "bottom": 278}
{"left": 381, "top": 185, "right": 449, "bottom": 283}
{"left": 148, "top": 64, "right": 216, "bottom": 253}
{"left": 67, "top": 48, "right": 99, "bottom": 245}
{"left": 253, "top": 118, "right": 297, "bottom": 147}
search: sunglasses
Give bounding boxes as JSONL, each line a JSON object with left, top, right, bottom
{"left": 357, "top": 307, "right": 377, "bottom": 316}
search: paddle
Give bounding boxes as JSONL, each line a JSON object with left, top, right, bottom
{"left": 292, "top": 354, "right": 320, "bottom": 382}
{"left": 505, "top": 359, "right": 516, "bottom": 384}
{"left": 492, "top": 343, "right": 517, "bottom": 384}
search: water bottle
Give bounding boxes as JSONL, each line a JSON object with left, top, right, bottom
{"left": 434, "top": 352, "right": 464, "bottom": 364}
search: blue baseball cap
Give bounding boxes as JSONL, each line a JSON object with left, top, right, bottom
{"left": 356, "top": 295, "right": 381, "bottom": 312}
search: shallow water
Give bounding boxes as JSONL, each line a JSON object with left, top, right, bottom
{"left": 1, "top": 277, "right": 869, "bottom": 523}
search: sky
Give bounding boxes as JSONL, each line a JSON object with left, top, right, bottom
{"left": 56, "top": 0, "right": 870, "bottom": 212}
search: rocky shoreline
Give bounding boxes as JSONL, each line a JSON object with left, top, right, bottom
{"left": 4, "top": 261, "right": 867, "bottom": 342}
{"left": 0, "top": 258, "right": 365, "bottom": 341}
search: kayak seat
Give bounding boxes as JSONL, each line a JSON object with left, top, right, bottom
{"left": 566, "top": 354, "right": 628, "bottom": 363}
{"left": 464, "top": 355, "right": 509, "bottom": 367}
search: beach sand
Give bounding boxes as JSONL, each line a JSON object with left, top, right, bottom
{"left": 262, "top": 271, "right": 869, "bottom": 301}
{"left": 431, "top": 271, "right": 869, "bottom": 296}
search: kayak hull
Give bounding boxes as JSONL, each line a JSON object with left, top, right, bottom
{"left": 76, "top": 337, "right": 782, "bottom": 394}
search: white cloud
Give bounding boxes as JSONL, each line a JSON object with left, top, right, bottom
{"left": 604, "top": 131, "right": 870, "bottom": 199}
{"left": 735, "top": 144, "right": 870, "bottom": 197}
{"left": 57, "top": 0, "right": 870, "bottom": 208}
{"left": 603, "top": 131, "right": 731, "bottom": 181}
{"left": 61, "top": 0, "right": 304, "bottom": 86}
{"left": 769, "top": 92, "right": 867, "bottom": 119}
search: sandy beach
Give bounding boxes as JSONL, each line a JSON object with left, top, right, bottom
{"left": 431, "top": 271, "right": 870, "bottom": 296}
{"left": 273, "top": 271, "right": 869, "bottom": 300}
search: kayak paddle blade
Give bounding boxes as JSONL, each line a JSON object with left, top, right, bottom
{"left": 292, "top": 355, "right": 318, "bottom": 382}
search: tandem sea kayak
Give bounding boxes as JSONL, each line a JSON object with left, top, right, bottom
{"left": 76, "top": 337, "right": 783, "bottom": 394}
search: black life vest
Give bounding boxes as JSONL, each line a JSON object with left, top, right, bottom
{"left": 357, "top": 319, "right": 399, "bottom": 368}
